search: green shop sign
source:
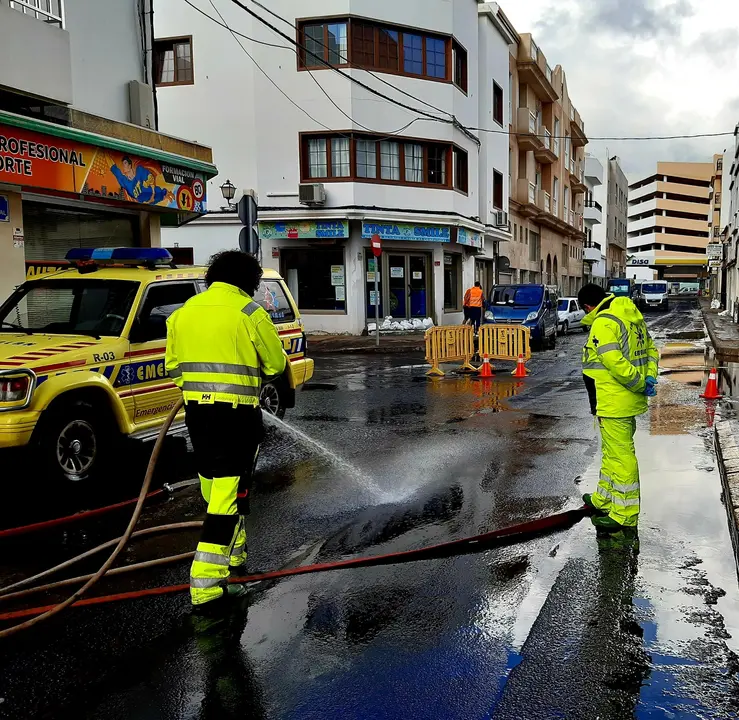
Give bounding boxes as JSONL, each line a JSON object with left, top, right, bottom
{"left": 361, "top": 222, "right": 450, "bottom": 242}
{"left": 258, "top": 220, "right": 349, "bottom": 240}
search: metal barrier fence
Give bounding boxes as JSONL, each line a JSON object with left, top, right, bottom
{"left": 478, "top": 324, "right": 531, "bottom": 365}
{"left": 425, "top": 326, "right": 476, "bottom": 376}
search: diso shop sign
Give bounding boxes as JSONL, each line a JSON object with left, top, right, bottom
{"left": 361, "top": 222, "right": 451, "bottom": 242}
{"left": 0, "top": 124, "right": 208, "bottom": 213}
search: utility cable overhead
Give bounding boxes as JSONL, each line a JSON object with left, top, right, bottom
{"left": 248, "top": 0, "right": 455, "bottom": 120}
{"left": 187, "top": 0, "right": 428, "bottom": 138}
{"left": 190, "top": 1, "right": 735, "bottom": 144}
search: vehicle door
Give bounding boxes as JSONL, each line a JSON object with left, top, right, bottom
{"left": 570, "top": 300, "right": 584, "bottom": 327}
{"left": 127, "top": 280, "right": 198, "bottom": 427}
{"left": 544, "top": 289, "right": 556, "bottom": 336}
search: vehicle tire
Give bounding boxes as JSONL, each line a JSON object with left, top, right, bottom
{"left": 548, "top": 330, "right": 557, "bottom": 349}
{"left": 37, "top": 398, "right": 113, "bottom": 484}
{"left": 260, "top": 381, "right": 287, "bottom": 419}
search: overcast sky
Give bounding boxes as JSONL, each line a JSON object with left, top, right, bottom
{"left": 502, "top": 0, "right": 739, "bottom": 179}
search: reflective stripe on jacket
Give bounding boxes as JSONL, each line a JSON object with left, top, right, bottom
{"left": 464, "top": 286, "right": 484, "bottom": 308}
{"left": 165, "top": 281, "right": 287, "bottom": 407}
{"left": 581, "top": 294, "right": 659, "bottom": 418}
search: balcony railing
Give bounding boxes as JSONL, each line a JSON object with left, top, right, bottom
{"left": 7, "top": 0, "right": 63, "bottom": 27}
{"left": 528, "top": 182, "right": 536, "bottom": 204}
{"left": 585, "top": 200, "right": 602, "bottom": 211}
{"left": 569, "top": 210, "right": 575, "bottom": 227}
{"left": 545, "top": 64, "right": 553, "bottom": 83}
{"left": 542, "top": 128, "right": 551, "bottom": 150}
{"left": 544, "top": 191, "right": 551, "bottom": 213}
{"left": 528, "top": 111, "right": 537, "bottom": 134}
{"left": 531, "top": 40, "right": 538, "bottom": 61}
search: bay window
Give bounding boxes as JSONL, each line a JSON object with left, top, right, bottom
{"left": 300, "top": 132, "right": 466, "bottom": 190}
{"left": 298, "top": 18, "right": 465, "bottom": 88}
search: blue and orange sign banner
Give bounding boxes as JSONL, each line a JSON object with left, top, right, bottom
{"left": 0, "top": 123, "right": 207, "bottom": 213}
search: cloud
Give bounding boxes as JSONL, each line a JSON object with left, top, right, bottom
{"left": 527, "top": 0, "right": 731, "bottom": 177}
{"left": 582, "top": 0, "right": 694, "bottom": 39}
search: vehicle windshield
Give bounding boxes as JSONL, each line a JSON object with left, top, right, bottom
{"left": 491, "top": 286, "right": 544, "bottom": 307}
{"left": 0, "top": 280, "right": 139, "bottom": 337}
{"left": 558, "top": 299, "right": 570, "bottom": 311}
{"left": 642, "top": 283, "right": 667, "bottom": 294}
{"left": 608, "top": 280, "right": 630, "bottom": 289}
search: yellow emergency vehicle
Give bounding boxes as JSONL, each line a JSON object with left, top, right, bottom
{"left": 0, "top": 248, "right": 313, "bottom": 483}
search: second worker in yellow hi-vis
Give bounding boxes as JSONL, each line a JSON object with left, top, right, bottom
{"left": 165, "top": 251, "right": 287, "bottom": 611}
{"left": 577, "top": 283, "right": 659, "bottom": 538}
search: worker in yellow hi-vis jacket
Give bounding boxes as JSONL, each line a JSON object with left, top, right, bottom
{"left": 577, "top": 283, "right": 659, "bottom": 534}
{"left": 166, "top": 251, "right": 286, "bottom": 611}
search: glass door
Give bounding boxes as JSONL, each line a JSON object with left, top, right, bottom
{"left": 387, "top": 255, "right": 408, "bottom": 319}
{"left": 408, "top": 255, "right": 428, "bottom": 318}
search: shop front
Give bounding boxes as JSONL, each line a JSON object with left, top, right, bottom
{"left": 258, "top": 216, "right": 483, "bottom": 335}
{"left": 0, "top": 111, "right": 216, "bottom": 296}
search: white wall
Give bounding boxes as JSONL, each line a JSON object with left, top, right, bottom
{"left": 64, "top": 0, "right": 148, "bottom": 122}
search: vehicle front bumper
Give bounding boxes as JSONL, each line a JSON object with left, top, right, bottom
{"left": 0, "top": 409, "right": 40, "bottom": 448}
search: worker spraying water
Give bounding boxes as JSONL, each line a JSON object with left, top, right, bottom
{"left": 165, "top": 251, "right": 287, "bottom": 613}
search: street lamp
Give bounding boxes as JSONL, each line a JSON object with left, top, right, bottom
{"left": 220, "top": 179, "right": 236, "bottom": 208}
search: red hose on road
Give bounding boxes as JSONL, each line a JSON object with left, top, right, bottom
{"left": 0, "top": 505, "right": 588, "bottom": 623}
{"left": 0, "top": 489, "right": 166, "bottom": 541}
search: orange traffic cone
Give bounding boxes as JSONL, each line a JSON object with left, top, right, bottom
{"left": 511, "top": 354, "right": 528, "bottom": 378}
{"left": 478, "top": 354, "right": 494, "bottom": 378}
{"left": 701, "top": 368, "right": 723, "bottom": 399}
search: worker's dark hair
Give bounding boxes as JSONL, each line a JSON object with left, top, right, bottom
{"left": 474, "top": 281, "right": 481, "bottom": 288}
{"left": 206, "top": 251, "right": 263, "bottom": 295}
{"left": 578, "top": 283, "right": 607, "bottom": 309}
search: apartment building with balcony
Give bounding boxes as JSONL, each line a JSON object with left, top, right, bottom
{"left": 507, "top": 33, "right": 588, "bottom": 297}
{"left": 154, "top": 0, "right": 516, "bottom": 334}
{"left": 707, "top": 153, "right": 724, "bottom": 298}
{"left": 582, "top": 153, "right": 605, "bottom": 284}
{"left": 0, "top": 0, "right": 216, "bottom": 298}
{"left": 722, "top": 126, "right": 739, "bottom": 315}
{"left": 627, "top": 161, "right": 713, "bottom": 285}
{"left": 605, "top": 156, "right": 628, "bottom": 278}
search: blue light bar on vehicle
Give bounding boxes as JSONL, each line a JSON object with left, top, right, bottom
{"left": 65, "top": 248, "right": 173, "bottom": 265}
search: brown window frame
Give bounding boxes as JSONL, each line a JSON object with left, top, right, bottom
{"left": 453, "top": 147, "right": 468, "bottom": 193}
{"left": 493, "top": 81, "right": 504, "bottom": 126}
{"left": 153, "top": 36, "right": 194, "bottom": 87}
{"left": 493, "top": 169, "right": 504, "bottom": 210}
{"left": 299, "top": 131, "right": 466, "bottom": 192}
{"left": 297, "top": 16, "right": 465, "bottom": 90}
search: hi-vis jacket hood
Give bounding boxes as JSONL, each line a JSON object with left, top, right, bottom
{"left": 582, "top": 295, "right": 659, "bottom": 418}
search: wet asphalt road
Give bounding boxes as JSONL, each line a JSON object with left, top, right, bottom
{"left": 2, "top": 302, "right": 739, "bottom": 719}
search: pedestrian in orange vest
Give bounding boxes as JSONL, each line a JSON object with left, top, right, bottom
{"left": 464, "top": 282, "right": 485, "bottom": 331}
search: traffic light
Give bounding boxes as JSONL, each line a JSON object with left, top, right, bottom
{"left": 237, "top": 191, "right": 259, "bottom": 256}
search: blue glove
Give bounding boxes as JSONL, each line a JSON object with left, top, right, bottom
{"left": 645, "top": 376, "right": 658, "bottom": 397}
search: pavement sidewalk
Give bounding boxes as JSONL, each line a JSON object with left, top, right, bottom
{"left": 702, "top": 301, "right": 739, "bottom": 362}
{"left": 307, "top": 333, "right": 426, "bottom": 354}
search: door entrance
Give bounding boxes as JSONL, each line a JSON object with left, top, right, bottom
{"left": 366, "top": 251, "right": 430, "bottom": 321}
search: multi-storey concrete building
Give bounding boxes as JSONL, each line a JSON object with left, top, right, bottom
{"left": 506, "top": 33, "right": 588, "bottom": 297}
{"left": 627, "top": 162, "right": 713, "bottom": 285}
{"left": 707, "top": 153, "right": 724, "bottom": 298}
{"left": 605, "top": 156, "right": 628, "bottom": 278}
{"left": 155, "top": 0, "right": 516, "bottom": 334}
{"left": 582, "top": 153, "right": 604, "bottom": 285}
{"left": 0, "top": 0, "right": 215, "bottom": 299}
{"left": 723, "top": 127, "right": 739, "bottom": 315}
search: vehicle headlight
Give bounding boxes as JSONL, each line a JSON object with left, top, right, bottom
{"left": 0, "top": 374, "right": 31, "bottom": 404}
{"left": 525, "top": 312, "right": 539, "bottom": 323}
{"left": 484, "top": 310, "right": 494, "bottom": 320}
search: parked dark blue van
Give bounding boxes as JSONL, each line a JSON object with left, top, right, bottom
{"left": 484, "top": 284, "right": 558, "bottom": 350}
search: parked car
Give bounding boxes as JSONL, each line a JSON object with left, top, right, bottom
{"left": 484, "top": 284, "right": 558, "bottom": 350}
{"left": 557, "top": 297, "right": 586, "bottom": 334}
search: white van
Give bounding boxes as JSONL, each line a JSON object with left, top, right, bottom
{"left": 639, "top": 280, "right": 669, "bottom": 311}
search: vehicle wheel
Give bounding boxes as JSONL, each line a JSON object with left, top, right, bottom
{"left": 548, "top": 330, "right": 557, "bottom": 349}
{"left": 260, "top": 381, "right": 286, "bottom": 419}
{"left": 38, "top": 399, "right": 112, "bottom": 483}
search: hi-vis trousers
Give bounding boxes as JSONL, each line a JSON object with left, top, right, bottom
{"left": 185, "top": 401, "right": 264, "bottom": 606}
{"left": 591, "top": 417, "right": 640, "bottom": 527}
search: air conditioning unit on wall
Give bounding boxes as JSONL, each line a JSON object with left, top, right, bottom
{"left": 495, "top": 210, "right": 509, "bottom": 228}
{"left": 299, "top": 183, "right": 326, "bottom": 206}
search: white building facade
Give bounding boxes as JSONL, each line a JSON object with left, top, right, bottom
{"left": 582, "top": 154, "right": 605, "bottom": 285}
{"left": 724, "top": 127, "right": 739, "bottom": 317}
{"left": 154, "top": 0, "right": 515, "bottom": 334}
